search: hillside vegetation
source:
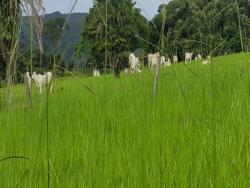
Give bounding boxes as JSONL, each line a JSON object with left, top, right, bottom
{"left": 20, "top": 11, "right": 87, "bottom": 61}
{"left": 150, "top": 0, "right": 250, "bottom": 57}
{"left": 1, "top": 0, "right": 250, "bottom": 83}
{"left": 1, "top": 53, "right": 250, "bottom": 187}
{"left": 77, "top": 0, "right": 250, "bottom": 69}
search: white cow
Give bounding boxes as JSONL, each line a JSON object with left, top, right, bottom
{"left": 185, "top": 52, "right": 193, "bottom": 63}
{"left": 161, "top": 57, "right": 171, "bottom": 67}
{"left": 124, "top": 68, "right": 130, "bottom": 74}
{"left": 148, "top": 52, "right": 160, "bottom": 69}
{"left": 166, "top": 58, "right": 171, "bottom": 66}
{"left": 151, "top": 53, "right": 160, "bottom": 68}
{"left": 32, "top": 72, "right": 53, "bottom": 94}
{"left": 136, "top": 69, "right": 142, "bottom": 74}
{"left": 197, "top": 54, "right": 202, "bottom": 60}
{"left": 160, "top": 56, "right": 166, "bottom": 66}
{"left": 173, "top": 55, "right": 178, "bottom": 63}
{"left": 129, "top": 53, "right": 141, "bottom": 73}
{"left": 147, "top": 53, "right": 154, "bottom": 68}
{"left": 124, "top": 68, "right": 141, "bottom": 74}
{"left": 202, "top": 60, "right": 209, "bottom": 65}
{"left": 93, "top": 69, "right": 101, "bottom": 77}
{"left": 202, "top": 56, "right": 211, "bottom": 65}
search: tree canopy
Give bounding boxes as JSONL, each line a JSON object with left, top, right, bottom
{"left": 150, "top": 0, "right": 250, "bottom": 59}
{"left": 76, "top": 0, "right": 149, "bottom": 70}
{"left": 44, "top": 17, "right": 69, "bottom": 48}
{"left": 0, "top": 0, "right": 21, "bottom": 85}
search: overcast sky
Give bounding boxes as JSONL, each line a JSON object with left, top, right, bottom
{"left": 43, "top": 0, "right": 170, "bottom": 19}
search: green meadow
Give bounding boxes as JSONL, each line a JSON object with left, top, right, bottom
{"left": 1, "top": 53, "right": 250, "bottom": 187}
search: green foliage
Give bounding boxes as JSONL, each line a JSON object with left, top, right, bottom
{"left": 20, "top": 49, "right": 66, "bottom": 75}
{"left": 20, "top": 12, "right": 87, "bottom": 62}
{"left": 150, "top": 0, "right": 250, "bottom": 59}
{"left": 44, "top": 17, "right": 69, "bottom": 48}
{"left": 1, "top": 53, "right": 250, "bottom": 186}
{"left": 0, "top": 49, "right": 4, "bottom": 86}
{"left": 76, "top": 0, "right": 149, "bottom": 69}
{"left": 0, "top": 0, "right": 21, "bottom": 85}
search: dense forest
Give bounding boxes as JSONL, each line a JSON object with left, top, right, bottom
{"left": 77, "top": 0, "right": 250, "bottom": 70}
{"left": 76, "top": 0, "right": 149, "bottom": 70}
{"left": 1, "top": 0, "right": 250, "bottom": 85}
{"left": 0, "top": 11, "right": 86, "bottom": 84}
{"left": 150, "top": 0, "right": 250, "bottom": 59}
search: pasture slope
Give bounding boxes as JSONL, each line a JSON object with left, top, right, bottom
{"left": 1, "top": 53, "right": 250, "bottom": 187}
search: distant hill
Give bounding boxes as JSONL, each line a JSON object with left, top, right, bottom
{"left": 20, "top": 11, "right": 88, "bottom": 61}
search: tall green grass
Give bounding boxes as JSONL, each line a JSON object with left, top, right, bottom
{"left": 0, "top": 53, "right": 250, "bottom": 187}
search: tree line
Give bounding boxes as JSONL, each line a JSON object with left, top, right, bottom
{"left": 77, "top": 0, "right": 250, "bottom": 70}
{"left": 150, "top": 0, "right": 250, "bottom": 59}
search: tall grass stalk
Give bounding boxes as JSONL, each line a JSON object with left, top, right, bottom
{"left": 55, "top": 65, "right": 96, "bottom": 95}
{"left": 28, "top": 9, "right": 34, "bottom": 108}
{"left": 235, "top": 0, "right": 244, "bottom": 52}
{"left": 46, "top": 77, "right": 50, "bottom": 188}
{"left": 210, "top": 56, "right": 217, "bottom": 187}
{"left": 235, "top": 1, "right": 249, "bottom": 184}
{"left": 208, "top": 40, "right": 226, "bottom": 187}
{"left": 153, "top": 2, "right": 166, "bottom": 99}
{"left": 52, "top": 0, "right": 78, "bottom": 77}
{"left": 105, "top": 0, "right": 108, "bottom": 72}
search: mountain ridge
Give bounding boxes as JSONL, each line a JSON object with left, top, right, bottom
{"left": 20, "top": 11, "right": 88, "bottom": 61}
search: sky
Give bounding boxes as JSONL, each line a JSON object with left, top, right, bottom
{"left": 43, "top": 0, "right": 170, "bottom": 19}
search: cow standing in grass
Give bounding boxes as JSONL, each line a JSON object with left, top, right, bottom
{"left": 161, "top": 56, "right": 171, "bottom": 67}
{"left": 185, "top": 52, "right": 193, "bottom": 63}
{"left": 129, "top": 53, "right": 141, "bottom": 73}
{"left": 173, "top": 55, "right": 178, "bottom": 63}
{"left": 160, "top": 56, "right": 166, "bottom": 67}
{"left": 147, "top": 53, "right": 154, "bottom": 68}
{"left": 32, "top": 72, "right": 53, "bottom": 94}
{"left": 148, "top": 53, "right": 160, "bottom": 69}
{"left": 165, "top": 58, "right": 171, "bottom": 67}
{"left": 202, "top": 56, "right": 212, "bottom": 65}
{"left": 93, "top": 69, "right": 101, "bottom": 77}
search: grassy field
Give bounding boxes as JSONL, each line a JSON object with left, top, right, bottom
{"left": 1, "top": 53, "right": 250, "bottom": 187}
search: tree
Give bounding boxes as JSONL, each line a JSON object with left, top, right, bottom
{"left": 44, "top": 17, "right": 69, "bottom": 48}
{"left": 150, "top": 0, "right": 250, "bottom": 60}
{"left": 0, "top": 0, "right": 44, "bottom": 107}
{"left": 76, "top": 0, "right": 149, "bottom": 71}
{"left": 0, "top": 0, "right": 21, "bottom": 86}
{"left": 44, "top": 17, "right": 69, "bottom": 75}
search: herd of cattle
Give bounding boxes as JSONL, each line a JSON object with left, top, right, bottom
{"left": 24, "top": 52, "right": 211, "bottom": 94}
{"left": 93, "top": 52, "right": 211, "bottom": 77}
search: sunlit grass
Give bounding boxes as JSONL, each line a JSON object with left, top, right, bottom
{"left": 1, "top": 53, "right": 250, "bottom": 187}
